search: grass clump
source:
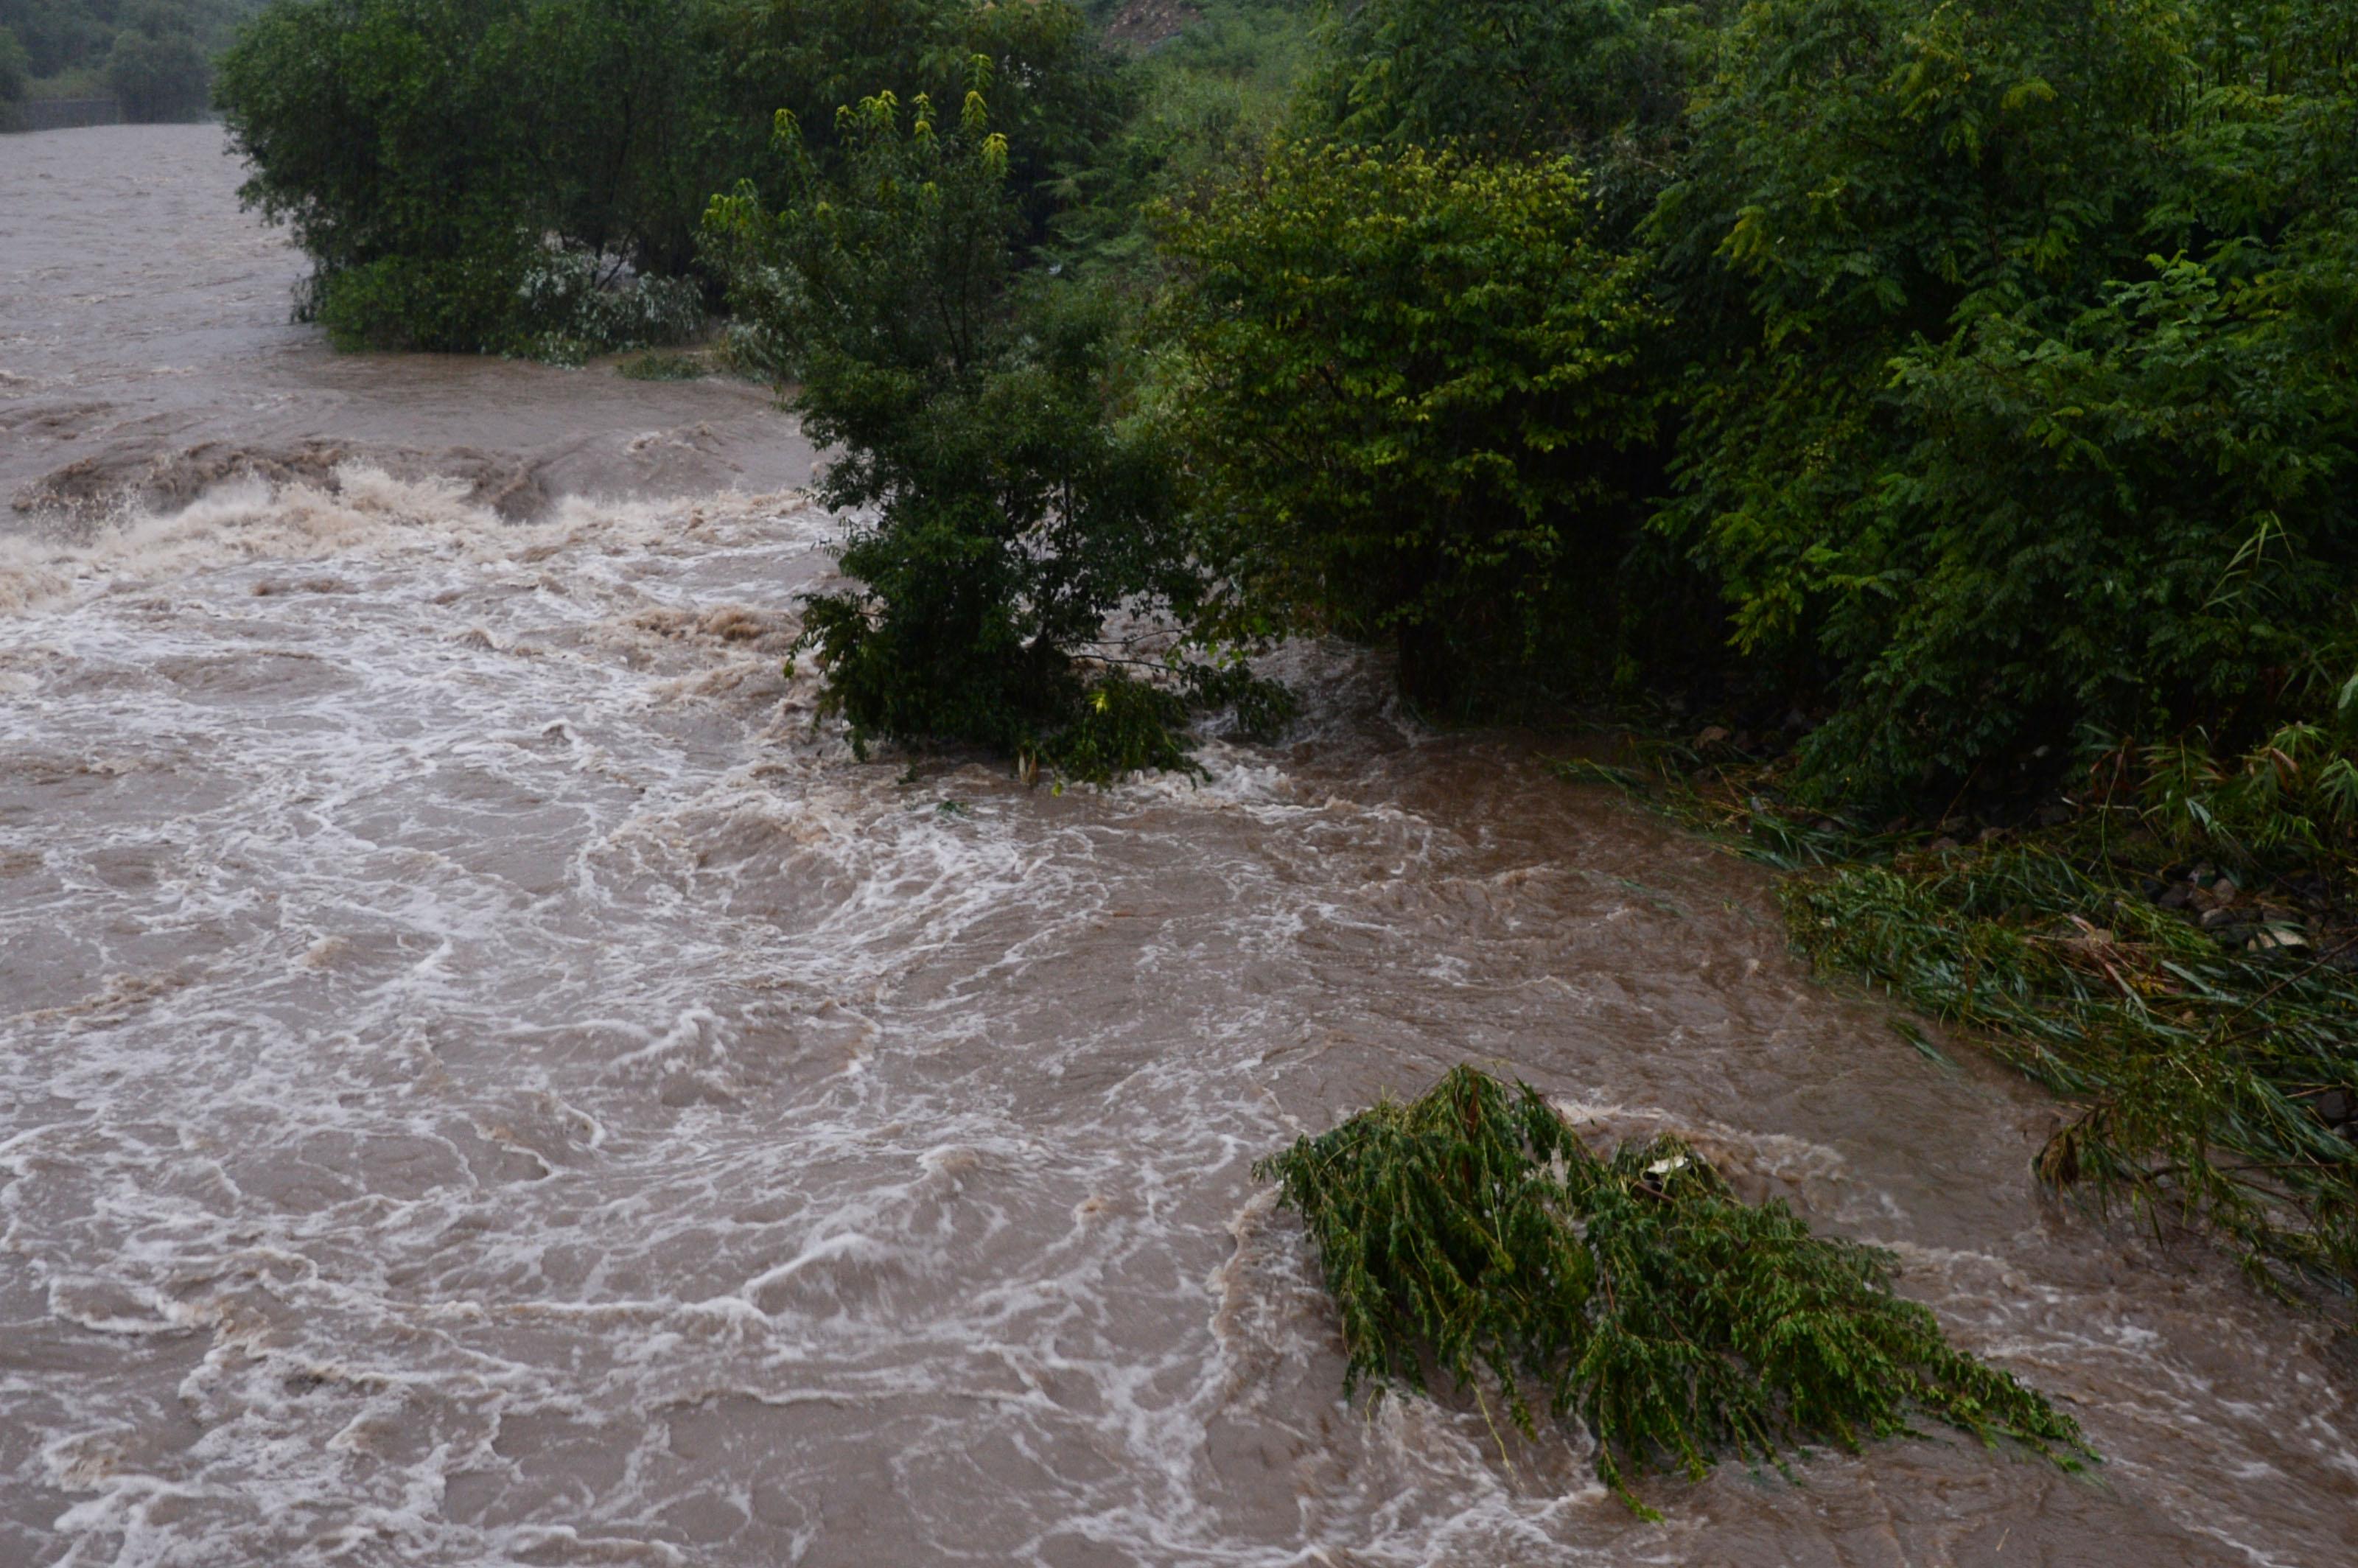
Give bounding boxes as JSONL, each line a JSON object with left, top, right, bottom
{"left": 615, "top": 350, "right": 710, "bottom": 382}
{"left": 1256, "top": 1065, "right": 2090, "bottom": 1515}
{"left": 1556, "top": 742, "right": 2358, "bottom": 1315}
{"left": 1786, "top": 849, "right": 2358, "bottom": 1303}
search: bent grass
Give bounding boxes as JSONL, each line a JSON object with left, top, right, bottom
{"left": 1258, "top": 1066, "right": 2090, "bottom": 1515}
{"left": 1558, "top": 749, "right": 2358, "bottom": 1312}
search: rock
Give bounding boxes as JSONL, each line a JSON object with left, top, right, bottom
{"left": 2247, "top": 925, "right": 2309, "bottom": 951}
{"left": 1696, "top": 725, "right": 1731, "bottom": 746}
{"left": 2316, "top": 1088, "right": 2355, "bottom": 1129}
{"left": 2199, "top": 906, "right": 2243, "bottom": 930}
{"left": 1928, "top": 836, "right": 1961, "bottom": 853}
{"left": 2155, "top": 883, "right": 2194, "bottom": 910}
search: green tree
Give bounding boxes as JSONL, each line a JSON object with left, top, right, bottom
{"left": 106, "top": 4, "right": 211, "bottom": 121}
{"left": 1645, "top": 0, "right": 2358, "bottom": 798}
{"left": 1156, "top": 141, "right": 1662, "bottom": 713}
{"left": 707, "top": 85, "right": 1237, "bottom": 776}
{"left": 0, "top": 23, "right": 30, "bottom": 111}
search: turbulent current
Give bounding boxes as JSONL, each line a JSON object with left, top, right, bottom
{"left": 3, "top": 127, "right": 2354, "bottom": 1567}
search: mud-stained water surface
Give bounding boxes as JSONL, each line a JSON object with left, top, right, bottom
{"left": 4, "top": 125, "right": 2355, "bottom": 1567}
{"left": 0, "top": 125, "right": 815, "bottom": 522}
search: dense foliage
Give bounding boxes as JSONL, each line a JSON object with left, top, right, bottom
{"left": 1258, "top": 1066, "right": 2089, "bottom": 1513}
{"left": 1222, "top": 0, "right": 2358, "bottom": 810}
{"left": 0, "top": 0, "right": 240, "bottom": 116}
{"left": 214, "top": 0, "right": 1128, "bottom": 352}
{"left": 1155, "top": 143, "right": 1659, "bottom": 713}
{"left": 704, "top": 83, "right": 1279, "bottom": 777}
{"left": 1651, "top": 0, "right": 2358, "bottom": 801}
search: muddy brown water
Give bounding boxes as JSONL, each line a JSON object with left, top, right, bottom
{"left": 0, "top": 125, "right": 815, "bottom": 523}
{"left": 3, "top": 125, "right": 2354, "bottom": 1567}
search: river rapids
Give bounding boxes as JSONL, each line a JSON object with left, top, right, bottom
{"left": 1, "top": 126, "right": 2353, "bottom": 1567}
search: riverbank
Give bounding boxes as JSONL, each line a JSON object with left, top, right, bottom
{"left": 1564, "top": 744, "right": 2358, "bottom": 1322}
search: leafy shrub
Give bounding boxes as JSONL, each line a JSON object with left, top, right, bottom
{"left": 1259, "top": 1065, "right": 2089, "bottom": 1513}
{"left": 1646, "top": 0, "right": 2358, "bottom": 801}
{"left": 1155, "top": 141, "right": 1662, "bottom": 713}
{"left": 710, "top": 86, "right": 1256, "bottom": 780}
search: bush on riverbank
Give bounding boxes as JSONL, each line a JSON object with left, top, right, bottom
{"left": 1259, "top": 1065, "right": 2091, "bottom": 1513}
{"left": 214, "top": 0, "right": 1130, "bottom": 355}
{"left": 1153, "top": 141, "right": 1661, "bottom": 716}
{"left": 705, "top": 83, "right": 1282, "bottom": 780}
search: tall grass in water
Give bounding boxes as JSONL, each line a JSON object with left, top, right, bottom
{"left": 1788, "top": 848, "right": 2358, "bottom": 1304}
{"left": 1560, "top": 747, "right": 2358, "bottom": 1315}
{"left": 1258, "top": 1066, "right": 2090, "bottom": 1514}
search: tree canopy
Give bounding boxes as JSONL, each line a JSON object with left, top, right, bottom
{"left": 0, "top": 0, "right": 249, "bottom": 117}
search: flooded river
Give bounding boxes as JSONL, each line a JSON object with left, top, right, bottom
{"left": 3, "top": 125, "right": 2353, "bottom": 1567}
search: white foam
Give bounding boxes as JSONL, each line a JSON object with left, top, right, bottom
{"left": 1, "top": 472, "right": 2351, "bottom": 1568}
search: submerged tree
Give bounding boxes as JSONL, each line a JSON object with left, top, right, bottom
{"left": 1259, "top": 1066, "right": 2091, "bottom": 1513}
{"left": 704, "top": 78, "right": 1284, "bottom": 780}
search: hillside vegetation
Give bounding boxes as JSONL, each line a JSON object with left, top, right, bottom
{"left": 0, "top": 0, "right": 254, "bottom": 119}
